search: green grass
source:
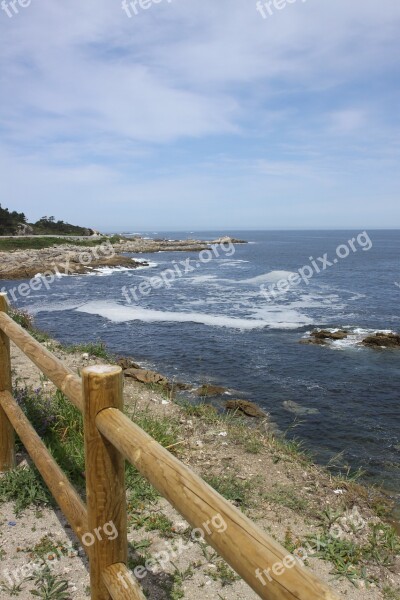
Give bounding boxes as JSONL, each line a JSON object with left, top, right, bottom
{"left": 383, "top": 586, "right": 400, "bottom": 600}
{"left": 301, "top": 522, "right": 400, "bottom": 584}
{"left": 204, "top": 474, "right": 253, "bottom": 508}
{"left": 10, "top": 307, "right": 51, "bottom": 344}
{"left": 2, "top": 387, "right": 182, "bottom": 519}
{"left": 263, "top": 484, "right": 308, "bottom": 512}
{"left": 64, "top": 341, "right": 111, "bottom": 360}
{"left": 0, "top": 236, "right": 119, "bottom": 252}
{"left": 0, "top": 465, "right": 52, "bottom": 515}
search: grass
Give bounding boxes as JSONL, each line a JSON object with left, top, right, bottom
{"left": 383, "top": 586, "right": 400, "bottom": 600}
{"left": 0, "top": 465, "right": 52, "bottom": 515}
{"left": 10, "top": 307, "right": 51, "bottom": 344}
{"left": 64, "top": 341, "right": 111, "bottom": 361}
{"left": 300, "top": 521, "right": 400, "bottom": 585}
{"left": 30, "top": 567, "right": 70, "bottom": 599}
{"left": 204, "top": 474, "right": 253, "bottom": 508}
{"left": 263, "top": 484, "right": 308, "bottom": 512}
{"left": 1, "top": 386, "right": 182, "bottom": 523}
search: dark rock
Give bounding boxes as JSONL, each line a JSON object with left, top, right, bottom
{"left": 362, "top": 332, "right": 400, "bottom": 348}
{"left": 124, "top": 368, "right": 169, "bottom": 386}
{"left": 225, "top": 400, "right": 266, "bottom": 418}
{"left": 196, "top": 384, "right": 227, "bottom": 397}
{"left": 311, "top": 329, "right": 348, "bottom": 340}
{"left": 117, "top": 357, "right": 142, "bottom": 371}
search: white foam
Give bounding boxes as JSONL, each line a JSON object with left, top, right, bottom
{"left": 76, "top": 301, "right": 268, "bottom": 329}
{"left": 236, "top": 271, "right": 297, "bottom": 285}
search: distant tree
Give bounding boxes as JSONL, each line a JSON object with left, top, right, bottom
{"left": 0, "top": 204, "right": 27, "bottom": 235}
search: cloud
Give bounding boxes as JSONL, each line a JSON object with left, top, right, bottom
{"left": 0, "top": 0, "right": 399, "bottom": 227}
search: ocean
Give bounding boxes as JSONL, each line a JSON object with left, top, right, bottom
{"left": 2, "top": 229, "right": 399, "bottom": 512}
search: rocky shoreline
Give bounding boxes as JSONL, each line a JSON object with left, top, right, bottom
{"left": 2, "top": 330, "right": 399, "bottom": 600}
{"left": 0, "top": 235, "right": 245, "bottom": 280}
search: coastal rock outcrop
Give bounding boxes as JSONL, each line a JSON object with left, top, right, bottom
{"left": 196, "top": 384, "right": 228, "bottom": 397}
{"left": 300, "top": 329, "right": 348, "bottom": 345}
{"left": 123, "top": 368, "right": 169, "bottom": 387}
{"left": 362, "top": 332, "right": 400, "bottom": 348}
{"left": 225, "top": 399, "right": 266, "bottom": 418}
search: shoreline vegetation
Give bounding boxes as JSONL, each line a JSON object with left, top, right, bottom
{"left": 0, "top": 308, "right": 399, "bottom": 599}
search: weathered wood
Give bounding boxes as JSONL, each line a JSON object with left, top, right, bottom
{"left": 102, "top": 563, "right": 146, "bottom": 600}
{"left": 0, "top": 310, "right": 82, "bottom": 411}
{"left": 83, "top": 366, "right": 127, "bottom": 600}
{"left": 0, "top": 294, "right": 15, "bottom": 470}
{"left": 97, "top": 408, "right": 339, "bottom": 600}
{"left": 0, "top": 390, "right": 88, "bottom": 543}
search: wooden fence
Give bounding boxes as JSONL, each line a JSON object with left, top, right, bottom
{"left": 0, "top": 292, "right": 339, "bottom": 600}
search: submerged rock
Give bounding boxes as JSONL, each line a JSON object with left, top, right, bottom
{"left": 283, "top": 400, "right": 320, "bottom": 416}
{"left": 312, "top": 329, "right": 348, "bottom": 340}
{"left": 362, "top": 332, "right": 400, "bottom": 348}
{"left": 300, "top": 329, "right": 348, "bottom": 345}
{"left": 196, "top": 384, "right": 228, "bottom": 397}
{"left": 225, "top": 400, "right": 266, "bottom": 418}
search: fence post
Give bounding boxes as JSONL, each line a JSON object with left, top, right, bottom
{"left": 82, "top": 365, "right": 127, "bottom": 600}
{"left": 0, "top": 293, "right": 15, "bottom": 471}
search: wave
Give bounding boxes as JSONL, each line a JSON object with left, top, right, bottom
{"left": 75, "top": 300, "right": 313, "bottom": 330}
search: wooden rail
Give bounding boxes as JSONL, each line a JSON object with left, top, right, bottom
{"left": 0, "top": 292, "right": 340, "bottom": 600}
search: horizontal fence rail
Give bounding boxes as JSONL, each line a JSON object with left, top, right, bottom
{"left": 0, "top": 293, "right": 340, "bottom": 600}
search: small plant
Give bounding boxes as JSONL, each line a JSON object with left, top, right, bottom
{"left": 205, "top": 560, "right": 239, "bottom": 586}
{"left": 0, "top": 579, "right": 25, "bottom": 596}
{"left": 263, "top": 485, "right": 308, "bottom": 512}
{"left": 65, "top": 341, "right": 111, "bottom": 360}
{"left": 143, "top": 513, "right": 174, "bottom": 537}
{"left": 204, "top": 474, "right": 253, "bottom": 508}
{"left": 383, "top": 585, "right": 400, "bottom": 600}
{"left": 0, "top": 465, "right": 51, "bottom": 515}
{"left": 30, "top": 568, "right": 70, "bottom": 599}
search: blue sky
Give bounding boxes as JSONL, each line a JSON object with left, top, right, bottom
{"left": 0, "top": 0, "right": 399, "bottom": 231}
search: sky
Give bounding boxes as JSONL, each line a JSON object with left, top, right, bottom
{"left": 0, "top": 0, "right": 399, "bottom": 231}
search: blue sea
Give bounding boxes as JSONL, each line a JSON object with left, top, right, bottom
{"left": 2, "top": 230, "right": 400, "bottom": 512}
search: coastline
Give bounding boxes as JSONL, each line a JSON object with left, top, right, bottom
{"left": 0, "top": 235, "right": 226, "bottom": 280}
{"left": 0, "top": 315, "right": 399, "bottom": 598}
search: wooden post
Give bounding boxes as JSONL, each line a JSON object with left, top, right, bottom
{"left": 82, "top": 365, "right": 127, "bottom": 600}
{"left": 0, "top": 293, "right": 15, "bottom": 471}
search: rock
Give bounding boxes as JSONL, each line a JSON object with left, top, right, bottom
{"left": 311, "top": 329, "right": 348, "bottom": 340}
{"left": 196, "top": 384, "right": 228, "bottom": 397}
{"left": 171, "top": 381, "right": 192, "bottom": 391}
{"left": 225, "top": 399, "right": 266, "bottom": 418}
{"left": 123, "top": 368, "right": 169, "bottom": 387}
{"left": 283, "top": 400, "right": 320, "bottom": 416}
{"left": 117, "top": 357, "right": 142, "bottom": 371}
{"left": 299, "top": 337, "right": 327, "bottom": 346}
{"left": 362, "top": 332, "right": 400, "bottom": 348}
{"left": 300, "top": 329, "right": 348, "bottom": 345}
{"left": 211, "top": 236, "right": 247, "bottom": 244}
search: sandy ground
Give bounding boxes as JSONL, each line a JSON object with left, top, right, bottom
{"left": 0, "top": 342, "right": 399, "bottom": 599}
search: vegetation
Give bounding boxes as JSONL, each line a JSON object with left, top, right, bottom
{"left": 0, "top": 204, "right": 27, "bottom": 235}
{"left": 0, "top": 204, "right": 94, "bottom": 237}
{"left": 31, "top": 215, "right": 93, "bottom": 237}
